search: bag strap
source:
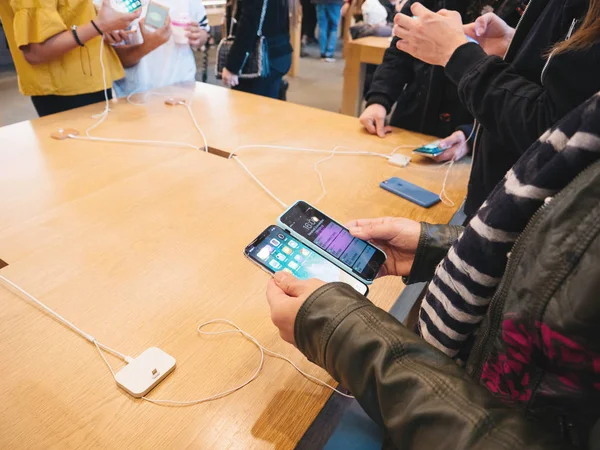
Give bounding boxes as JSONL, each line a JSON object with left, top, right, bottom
{"left": 257, "top": 0, "right": 268, "bottom": 37}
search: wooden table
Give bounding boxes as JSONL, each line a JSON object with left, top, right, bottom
{"left": 0, "top": 82, "right": 468, "bottom": 449}
{"left": 341, "top": 36, "right": 390, "bottom": 117}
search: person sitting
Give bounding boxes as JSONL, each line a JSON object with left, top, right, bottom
{"left": 266, "top": 91, "right": 600, "bottom": 449}
{"left": 0, "top": 0, "right": 138, "bottom": 117}
{"left": 111, "top": 1, "right": 210, "bottom": 98}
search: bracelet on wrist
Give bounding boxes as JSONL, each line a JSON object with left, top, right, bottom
{"left": 71, "top": 25, "right": 85, "bottom": 47}
{"left": 91, "top": 20, "right": 103, "bottom": 36}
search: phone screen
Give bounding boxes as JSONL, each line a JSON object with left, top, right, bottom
{"left": 245, "top": 226, "right": 368, "bottom": 295}
{"left": 279, "top": 202, "right": 386, "bottom": 281}
{"left": 145, "top": 2, "right": 169, "bottom": 28}
{"left": 111, "top": 0, "right": 142, "bottom": 13}
{"left": 413, "top": 141, "right": 443, "bottom": 156}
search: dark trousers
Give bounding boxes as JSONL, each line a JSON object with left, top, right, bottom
{"left": 301, "top": 0, "right": 317, "bottom": 39}
{"left": 234, "top": 53, "right": 292, "bottom": 100}
{"left": 31, "top": 89, "right": 112, "bottom": 117}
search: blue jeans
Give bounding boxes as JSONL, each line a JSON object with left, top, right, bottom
{"left": 316, "top": 3, "right": 342, "bottom": 57}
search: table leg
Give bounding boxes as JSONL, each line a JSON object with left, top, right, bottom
{"left": 341, "top": 43, "right": 366, "bottom": 116}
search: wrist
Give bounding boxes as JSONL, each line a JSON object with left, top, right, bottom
{"left": 443, "top": 36, "right": 469, "bottom": 67}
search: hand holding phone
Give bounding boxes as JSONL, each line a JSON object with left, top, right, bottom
{"left": 412, "top": 141, "right": 445, "bottom": 158}
{"left": 277, "top": 201, "right": 387, "bottom": 284}
{"left": 245, "top": 226, "right": 369, "bottom": 295}
{"left": 145, "top": 1, "right": 170, "bottom": 29}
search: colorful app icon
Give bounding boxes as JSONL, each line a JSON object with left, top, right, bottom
{"left": 288, "top": 261, "right": 299, "bottom": 270}
{"left": 276, "top": 253, "right": 286, "bottom": 262}
{"left": 282, "top": 246, "right": 292, "bottom": 255}
{"left": 269, "top": 260, "right": 282, "bottom": 270}
{"left": 257, "top": 246, "right": 272, "bottom": 261}
{"left": 294, "top": 254, "right": 304, "bottom": 262}
{"left": 270, "top": 239, "right": 281, "bottom": 247}
{"left": 288, "top": 240, "right": 298, "bottom": 249}
{"left": 282, "top": 268, "right": 293, "bottom": 274}
{"left": 300, "top": 248, "right": 310, "bottom": 257}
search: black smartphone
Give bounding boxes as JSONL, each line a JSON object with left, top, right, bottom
{"left": 277, "top": 201, "right": 386, "bottom": 284}
{"left": 244, "top": 225, "right": 369, "bottom": 295}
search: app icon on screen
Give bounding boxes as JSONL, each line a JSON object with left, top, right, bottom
{"left": 288, "top": 240, "right": 298, "bottom": 249}
{"left": 288, "top": 261, "right": 299, "bottom": 270}
{"left": 257, "top": 246, "right": 272, "bottom": 261}
{"left": 282, "top": 246, "right": 292, "bottom": 255}
{"left": 276, "top": 253, "right": 286, "bottom": 262}
{"left": 269, "top": 260, "right": 282, "bottom": 270}
{"left": 277, "top": 233, "right": 286, "bottom": 240}
{"left": 300, "top": 248, "right": 310, "bottom": 257}
{"left": 270, "top": 239, "right": 281, "bottom": 247}
{"left": 294, "top": 255, "right": 304, "bottom": 262}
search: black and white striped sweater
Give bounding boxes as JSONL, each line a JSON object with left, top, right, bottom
{"left": 419, "top": 92, "right": 600, "bottom": 360}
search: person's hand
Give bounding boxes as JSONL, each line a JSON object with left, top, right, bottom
{"left": 95, "top": 0, "right": 141, "bottom": 33}
{"left": 222, "top": 67, "right": 240, "bottom": 87}
{"left": 341, "top": 2, "right": 350, "bottom": 17}
{"left": 346, "top": 217, "right": 421, "bottom": 277}
{"left": 393, "top": 3, "right": 468, "bottom": 66}
{"left": 463, "top": 13, "right": 514, "bottom": 57}
{"left": 432, "top": 130, "right": 469, "bottom": 162}
{"left": 186, "top": 23, "right": 209, "bottom": 49}
{"left": 266, "top": 272, "right": 325, "bottom": 345}
{"left": 360, "top": 104, "right": 392, "bottom": 137}
{"left": 140, "top": 17, "right": 172, "bottom": 48}
{"left": 104, "top": 30, "right": 131, "bottom": 45}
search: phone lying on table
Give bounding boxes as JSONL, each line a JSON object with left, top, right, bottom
{"left": 244, "top": 225, "right": 369, "bottom": 295}
{"left": 412, "top": 141, "right": 444, "bottom": 158}
{"left": 380, "top": 177, "right": 440, "bottom": 208}
{"left": 277, "top": 201, "right": 386, "bottom": 285}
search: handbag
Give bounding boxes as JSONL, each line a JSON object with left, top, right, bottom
{"left": 215, "top": 0, "right": 270, "bottom": 79}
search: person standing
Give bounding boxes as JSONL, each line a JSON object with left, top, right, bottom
{"left": 221, "top": 0, "right": 294, "bottom": 99}
{"left": 313, "top": 0, "right": 344, "bottom": 61}
{"left": 0, "top": 0, "right": 138, "bottom": 117}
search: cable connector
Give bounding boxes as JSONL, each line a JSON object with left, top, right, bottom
{"left": 388, "top": 154, "right": 411, "bottom": 168}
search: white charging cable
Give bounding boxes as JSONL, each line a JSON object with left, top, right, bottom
{"left": 0, "top": 274, "right": 353, "bottom": 404}
{"left": 66, "top": 40, "right": 209, "bottom": 153}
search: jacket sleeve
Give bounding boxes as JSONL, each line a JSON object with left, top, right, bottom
{"left": 403, "top": 223, "right": 463, "bottom": 284}
{"left": 365, "top": 0, "right": 417, "bottom": 112}
{"left": 295, "top": 283, "right": 573, "bottom": 450}
{"left": 226, "top": 0, "right": 263, "bottom": 74}
{"left": 445, "top": 42, "right": 600, "bottom": 156}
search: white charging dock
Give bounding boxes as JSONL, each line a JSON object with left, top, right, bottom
{"left": 115, "top": 347, "right": 176, "bottom": 398}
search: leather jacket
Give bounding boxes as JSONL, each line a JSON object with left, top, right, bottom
{"left": 295, "top": 159, "right": 600, "bottom": 449}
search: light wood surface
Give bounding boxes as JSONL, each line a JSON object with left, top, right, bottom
{"left": 0, "top": 82, "right": 469, "bottom": 449}
{"left": 341, "top": 36, "right": 390, "bottom": 116}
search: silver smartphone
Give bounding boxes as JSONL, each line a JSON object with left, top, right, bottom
{"left": 244, "top": 225, "right": 369, "bottom": 295}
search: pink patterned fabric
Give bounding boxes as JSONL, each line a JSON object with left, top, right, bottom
{"left": 481, "top": 317, "right": 600, "bottom": 403}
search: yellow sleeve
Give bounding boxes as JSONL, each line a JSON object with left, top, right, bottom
{"left": 10, "top": 0, "right": 67, "bottom": 47}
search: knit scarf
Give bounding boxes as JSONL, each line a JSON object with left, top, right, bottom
{"left": 419, "top": 92, "right": 600, "bottom": 359}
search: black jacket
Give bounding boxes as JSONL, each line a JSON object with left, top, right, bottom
{"left": 445, "top": 0, "right": 600, "bottom": 216}
{"left": 366, "top": 0, "right": 524, "bottom": 138}
{"left": 295, "top": 155, "right": 600, "bottom": 449}
{"left": 225, "top": 0, "right": 293, "bottom": 74}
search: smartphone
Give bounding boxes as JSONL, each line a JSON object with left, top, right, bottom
{"left": 145, "top": 1, "right": 170, "bottom": 29}
{"left": 245, "top": 226, "right": 369, "bottom": 295}
{"left": 412, "top": 141, "right": 444, "bottom": 158}
{"left": 380, "top": 177, "right": 440, "bottom": 208}
{"left": 277, "top": 201, "right": 386, "bottom": 285}
{"left": 110, "top": 0, "right": 142, "bottom": 13}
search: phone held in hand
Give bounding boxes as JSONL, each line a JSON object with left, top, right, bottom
{"left": 111, "top": 0, "right": 142, "bottom": 13}
{"left": 244, "top": 225, "right": 369, "bottom": 295}
{"left": 277, "top": 201, "right": 387, "bottom": 285}
{"left": 380, "top": 177, "right": 440, "bottom": 208}
{"left": 412, "top": 141, "right": 444, "bottom": 158}
{"left": 145, "top": 1, "right": 170, "bottom": 29}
